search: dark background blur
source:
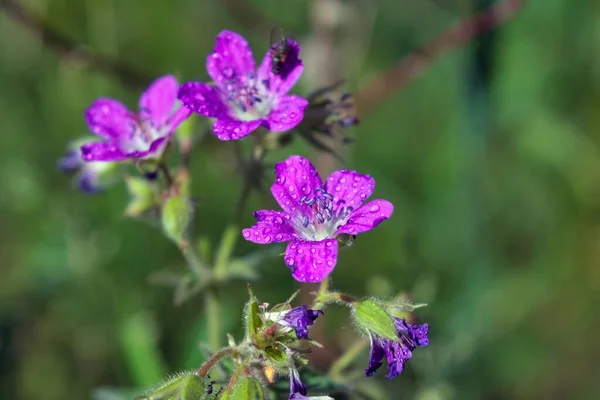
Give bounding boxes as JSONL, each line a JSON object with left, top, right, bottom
{"left": 1, "top": 0, "right": 599, "bottom": 399}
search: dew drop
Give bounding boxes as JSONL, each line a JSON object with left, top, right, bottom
{"left": 340, "top": 178, "right": 346, "bottom": 183}
{"left": 354, "top": 176, "right": 361, "bottom": 182}
{"left": 275, "top": 234, "right": 283, "bottom": 240}
{"left": 264, "top": 236, "right": 272, "bottom": 243}
{"left": 369, "top": 204, "right": 380, "bottom": 212}
{"left": 286, "top": 257, "right": 295, "bottom": 266}
{"left": 243, "top": 231, "right": 250, "bottom": 238}
{"left": 327, "top": 260, "right": 333, "bottom": 266}
{"left": 335, "top": 185, "right": 342, "bottom": 192}
{"left": 222, "top": 67, "right": 234, "bottom": 78}
{"left": 326, "top": 241, "right": 332, "bottom": 247}
{"left": 289, "top": 185, "right": 295, "bottom": 192}
{"left": 360, "top": 193, "right": 367, "bottom": 199}
{"left": 310, "top": 248, "right": 316, "bottom": 253}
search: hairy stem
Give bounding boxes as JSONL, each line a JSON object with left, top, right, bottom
{"left": 196, "top": 347, "right": 234, "bottom": 377}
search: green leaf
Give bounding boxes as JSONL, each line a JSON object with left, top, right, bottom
{"left": 124, "top": 176, "right": 160, "bottom": 218}
{"left": 263, "top": 347, "right": 287, "bottom": 365}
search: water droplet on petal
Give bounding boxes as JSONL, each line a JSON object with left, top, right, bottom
{"left": 264, "top": 236, "right": 272, "bottom": 243}
{"left": 354, "top": 176, "right": 361, "bottom": 182}
{"left": 275, "top": 234, "right": 283, "bottom": 240}
{"left": 335, "top": 185, "right": 342, "bottom": 192}
{"left": 369, "top": 204, "right": 380, "bottom": 212}
{"left": 243, "top": 231, "right": 250, "bottom": 238}
{"left": 327, "top": 260, "right": 333, "bottom": 266}
{"left": 222, "top": 67, "right": 234, "bottom": 78}
{"left": 326, "top": 241, "right": 332, "bottom": 247}
{"left": 286, "top": 257, "right": 295, "bottom": 266}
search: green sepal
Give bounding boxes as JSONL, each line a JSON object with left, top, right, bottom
{"left": 262, "top": 347, "right": 287, "bottom": 365}
{"left": 244, "top": 286, "right": 263, "bottom": 340}
{"left": 352, "top": 299, "right": 397, "bottom": 341}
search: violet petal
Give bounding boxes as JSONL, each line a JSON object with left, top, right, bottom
{"left": 242, "top": 210, "right": 295, "bottom": 244}
{"left": 325, "top": 170, "right": 375, "bottom": 210}
{"left": 139, "top": 75, "right": 179, "bottom": 128}
{"left": 284, "top": 238, "right": 338, "bottom": 283}
{"left": 81, "top": 141, "right": 127, "bottom": 162}
{"left": 264, "top": 95, "right": 308, "bottom": 132}
{"left": 177, "top": 82, "right": 224, "bottom": 118}
{"left": 207, "top": 30, "right": 256, "bottom": 89}
{"left": 270, "top": 155, "right": 323, "bottom": 215}
{"left": 85, "top": 98, "right": 137, "bottom": 141}
{"left": 212, "top": 117, "right": 261, "bottom": 140}
{"left": 336, "top": 199, "right": 394, "bottom": 236}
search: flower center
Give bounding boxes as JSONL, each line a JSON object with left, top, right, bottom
{"left": 120, "top": 108, "right": 168, "bottom": 154}
{"left": 222, "top": 70, "right": 273, "bottom": 121}
{"left": 291, "top": 186, "right": 354, "bottom": 241}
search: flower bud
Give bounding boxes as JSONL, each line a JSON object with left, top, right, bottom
{"left": 161, "top": 194, "right": 193, "bottom": 246}
{"left": 139, "top": 371, "right": 207, "bottom": 400}
{"left": 352, "top": 299, "right": 397, "bottom": 341}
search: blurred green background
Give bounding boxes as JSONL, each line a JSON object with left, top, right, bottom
{"left": 1, "top": 0, "right": 599, "bottom": 399}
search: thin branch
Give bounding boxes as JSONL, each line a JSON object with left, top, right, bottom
{"left": 1, "top": 0, "right": 153, "bottom": 89}
{"left": 354, "top": 0, "right": 526, "bottom": 117}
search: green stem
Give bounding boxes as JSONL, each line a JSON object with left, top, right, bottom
{"left": 312, "top": 278, "right": 330, "bottom": 310}
{"left": 213, "top": 224, "right": 241, "bottom": 278}
{"left": 205, "top": 290, "right": 221, "bottom": 350}
{"left": 328, "top": 339, "right": 369, "bottom": 380}
{"left": 180, "top": 243, "right": 210, "bottom": 282}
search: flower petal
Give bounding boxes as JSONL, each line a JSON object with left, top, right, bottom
{"left": 139, "top": 75, "right": 179, "bottom": 128}
{"left": 167, "top": 105, "right": 192, "bottom": 132}
{"left": 207, "top": 30, "right": 256, "bottom": 89}
{"left": 264, "top": 95, "right": 308, "bottom": 132}
{"left": 81, "top": 141, "right": 127, "bottom": 162}
{"left": 85, "top": 98, "right": 136, "bottom": 140}
{"left": 213, "top": 117, "right": 261, "bottom": 140}
{"left": 177, "top": 82, "right": 224, "bottom": 117}
{"left": 242, "top": 210, "right": 296, "bottom": 244}
{"left": 58, "top": 150, "right": 82, "bottom": 172}
{"left": 384, "top": 339, "right": 412, "bottom": 379}
{"left": 271, "top": 155, "right": 324, "bottom": 215}
{"left": 365, "top": 336, "right": 385, "bottom": 377}
{"left": 325, "top": 170, "right": 374, "bottom": 211}
{"left": 336, "top": 199, "right": 394, "bottom": 236}
{"left": 284, "top": 238, "right": 337, "bottom": 283}
{"left": 257, "top": 39, "right": 304, "bottom": 95}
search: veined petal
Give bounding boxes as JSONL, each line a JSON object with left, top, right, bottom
{"left": 213, "top": 117, "right": 261, "bottom": 140}
{"left": 264, "top": 95, "right": 308, "bottom": 132}
{"left": 284, "top": 238, "right": 338, "bottom": 283}
{"left": 325, "top": 170, "right": 375, "bottom": 211}
{"left": 207, "top": 30, "right": 256, "bottom": 89}
{"left": 85, "top": 98, "right": 137, "bottom": 140}
{"left": 336, "top": 199, "right": 393, "bottom": 236}
{"left": 81, "top": 141, "right": 127, "bottom": 162}
{"left": 178, "top": 82, "right": 224, "bottom": 117}
{"left": 271, "top": 155, "right": 323, "bottom": 215}
{"left": 139, "top": 75, "right": 179, "bottom": 128}
{"left": 257, "top": 39, "right": 304, "bottom": 95}
{"left": 242, "top": 210, "right": 295, "bottom": 244}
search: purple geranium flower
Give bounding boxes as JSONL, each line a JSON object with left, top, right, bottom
{"left": 242, "top": 155, "right": 394, "bottom": 282}
{"left": 278, "top": 306, "right": 323, "bottom": 339}
{"left": 59, "top": 137, "right": 119, "bottom": 193}
{"left": 81, "top": 75, "right": 191, "bottom": 161}
{"left": 365, "top": 318, "right": 429, "bottom": 379}
{"left": 177, "top": 30, "right": 307, "bottom": 141}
